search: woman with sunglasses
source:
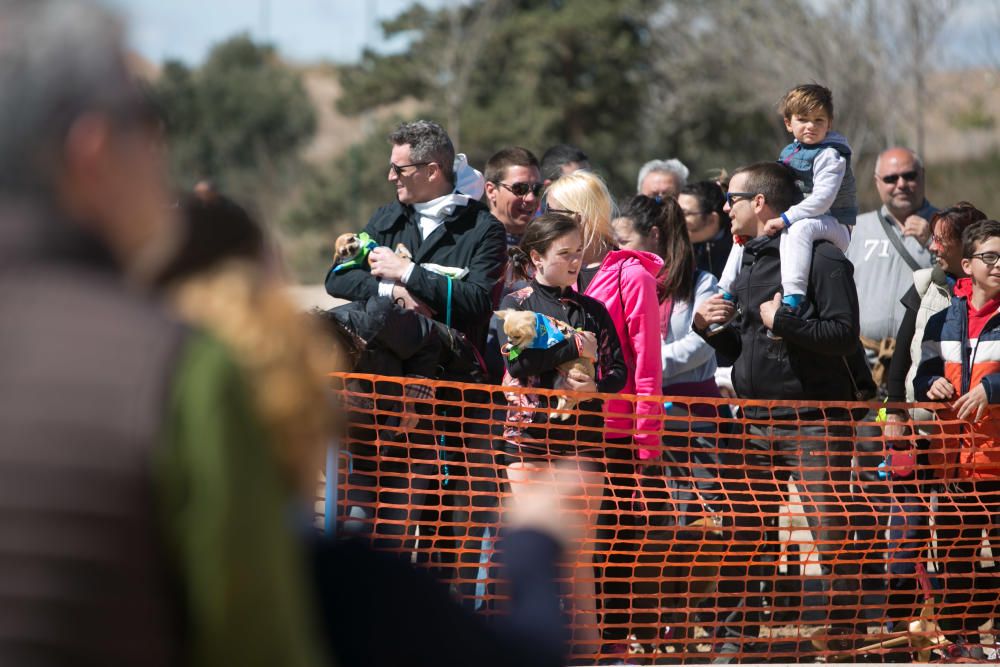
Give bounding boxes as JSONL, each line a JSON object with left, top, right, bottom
{"left": 544, "top": 170, "right": 663, "bottom": 653}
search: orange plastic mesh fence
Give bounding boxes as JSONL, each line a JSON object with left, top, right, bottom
{"left": 322, "top": 372, "right": 1000, "bottom": 663}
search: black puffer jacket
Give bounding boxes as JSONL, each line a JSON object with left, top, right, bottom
{"left": 324, "top": 199, "right": 507, "bottom": 351}
{"left": 702, "top": 234, "right": 865, "bottom": 415}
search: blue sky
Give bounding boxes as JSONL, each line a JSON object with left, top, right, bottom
{"left": 103, "top": 0, "right": 996, "bottom": 68}
{"left": 102, "top": 0, "right": 458, "bottom": 65}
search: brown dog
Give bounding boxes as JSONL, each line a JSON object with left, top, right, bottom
{"left": 333, "top": 233, "right": 413, "bottom": 264}
{"left": 495, "top": 309, "right": 595, "bottom": 420}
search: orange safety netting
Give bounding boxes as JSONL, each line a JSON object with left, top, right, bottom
{"left": 321, "top": 372, "right": 1000, "bottom": 663}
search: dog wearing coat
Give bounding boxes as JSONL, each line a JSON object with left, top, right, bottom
{"left": 496, "top": 309, "right": 595, "bottom": 420}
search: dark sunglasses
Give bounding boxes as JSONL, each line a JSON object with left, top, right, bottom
{"left": 878, "top": 170, "right": 919, "bottom": 185}
{"left": 497, "top": 181, "right": 544, "bottom": 198}
{"left": 725, "top": 191, "right": 757, "bottom": 207}
{"left": 389, "top": 161, "right": 432, "bottom": 178}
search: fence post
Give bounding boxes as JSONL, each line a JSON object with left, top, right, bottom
{"left": 324, "top": 443, "right": 338, "bottom": 537}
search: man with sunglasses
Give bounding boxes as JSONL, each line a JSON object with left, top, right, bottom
{"left": 484, "top": 147, "right": 543, "bottom": 246}
{"left": 844, "top": 146, "right": 938, "bottom": 630}
{"left": 483, "top": 147, "right": 544, "bottom": 382}
{"left": 324, "top": 120, "right": 507, "bottom": 606}
{"left": 325, "top": 119, "right": 506, "bottom": 351}
{"left": 694, "top": 162, "right": 869, "bottom": 660}
{"left": 846, "top": 147, "right": 937, "bottom": 355}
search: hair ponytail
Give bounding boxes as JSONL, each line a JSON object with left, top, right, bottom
{"left": 508, "top": 245, "right": 533, "bottom": 282}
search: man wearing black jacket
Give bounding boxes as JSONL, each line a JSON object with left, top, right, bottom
{"left": 325, "top": 120, "right": 506, "bottom": 351}
{"left": 325, "top": 121, "right": 506, "bottom": 602}
{"left": 693, "top": 162, "right": 866, "bottom": 660}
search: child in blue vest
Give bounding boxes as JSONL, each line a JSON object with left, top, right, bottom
{"left": 716, "top": 83, "right": 857, "bottom": 324}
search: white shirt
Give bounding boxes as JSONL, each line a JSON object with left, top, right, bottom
{"left": 378, "top": 192, "right": 471, "bottom": 297}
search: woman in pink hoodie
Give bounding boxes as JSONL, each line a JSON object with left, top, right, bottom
{"left": 544, "top": 170, "right": 664, "bottom": 650}
{"left": 545, "top": 171, "right": 664, "bottom": 458}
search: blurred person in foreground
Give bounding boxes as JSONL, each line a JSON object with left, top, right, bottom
{"left": 0, "top": 1, "right": 325, "bottom": 664}
{"left": 157, "top": 194, "right": 577, "bottom": 667}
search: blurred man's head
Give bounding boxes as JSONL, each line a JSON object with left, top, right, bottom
{"left": 484, "top": 147, "right": 542, "bottom": 237}
{"left": 0, "top": 0, "right": 175, "bottom": 269}
{"left": 636, "top": 159, "right": 689, "bottom": 198}
{"left": 874, "top": 147, "right": 926, "bottom": 222}
{"left": 540, "top": 144, "right": 590, "bottom": 187}
{"left": 388, "top": 120, "right": 455, "bottom": 205}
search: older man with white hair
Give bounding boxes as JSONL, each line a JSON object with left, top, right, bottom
{"left": 637, "top": 158, "right": 690, "bottom": 198}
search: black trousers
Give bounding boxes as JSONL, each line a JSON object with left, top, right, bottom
{"left": 934, "top": 479, "right": 1000, "bottom": 641}
{"left": 342, "top": 381, "right": 501, "bottom": 609}
{"left": 715, "top": 415, "right": 861, "bottom": 645}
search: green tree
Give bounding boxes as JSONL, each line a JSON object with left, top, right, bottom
{"left": 153, "top": 35, "right": 316, "bottom": 212}
{"left": 287, "top": 0, "right": 662, "bottom": 236}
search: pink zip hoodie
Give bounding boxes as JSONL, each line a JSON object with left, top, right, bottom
{"left": 583, "top": 249, "right": 664, "bottom": 459}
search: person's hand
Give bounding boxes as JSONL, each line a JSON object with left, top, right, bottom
{"left": 763, "top": 217, "right": 785, "bottom": 237}
{"left": 577, "top": 331, "right": 598, "bottom": 361}
{"left": 759, "top": 292, "right": 782, "bottom": 330}
{"left": 902, "top": 214, "right": 931, "bottom": 246}
{"left": 368, "top": 246, "right": 412, "bottom": 281}
{"left": 953, "top": 383, "right": 989, "bottom": 422}
{"left": 564, "top": 367, "right": 597, "bottom": 393}
{"left": 694, "top": 294, "right": 735, "bottom": 331}
{"left": 391, "top": 284, "right": 434, "bottom": 317}
{"left": 505, "top": 460, "right": 601, "bottom": 549}
{"left": 926, "top": 377, "right": 955, "bottom": 401}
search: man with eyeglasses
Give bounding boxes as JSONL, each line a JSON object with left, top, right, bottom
{"left": 846, "top": 147, "right": 937, "bottom": 365}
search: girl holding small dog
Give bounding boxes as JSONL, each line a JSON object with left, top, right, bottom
{"left": 497, "top": 212, "right": 627, "bottom": 650}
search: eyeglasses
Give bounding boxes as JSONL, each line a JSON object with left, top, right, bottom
{"left": 496, "top": 181, "right": 544, "bottom": 198}
{"left": 682, "top": 209, "right": 705, "bottom": 218}
{"left": 389, "top": 161, "right": 432, "bottom": 178}
{"left": 878, "top": 170, "right": 919, "bottom": 185}
{"left": 725, "top": 192, "right": 757, "bottom": 207}
{"left": 970, "top": 251, "right": 1000, "bottom": 267}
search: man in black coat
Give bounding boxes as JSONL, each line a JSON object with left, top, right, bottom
{"left": 326, "top": 122, "right": 506, "bottom": 597}
{"left": 693, "top": 162, "right": 868, "bottom": 660}
{"left": 324, "top": 120, "right": 506, "bottom": 352}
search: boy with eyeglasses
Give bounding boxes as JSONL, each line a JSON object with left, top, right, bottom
{"left": 914, "top": 219, "right": 1000, "bottom": 659}
{"left": 713, "top": 84, "right": 857, "bottom": 332}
